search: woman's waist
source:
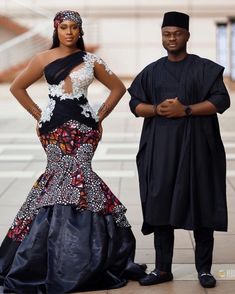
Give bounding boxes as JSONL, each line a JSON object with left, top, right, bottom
{"left": 53, "top": 99, "right": 99, "bottom": 122}
{"left": 50, "top": 93, "right": 87, "bottom": 104}
{"left": 40, "top": 96, "right": 98, "bottom": 121}
{"left": 39, "top": 97, "right": 99, "bottom": 134}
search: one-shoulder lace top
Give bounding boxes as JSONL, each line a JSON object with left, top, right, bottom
{"left": 38, "top": 51, "right": 112, "bottom": 134}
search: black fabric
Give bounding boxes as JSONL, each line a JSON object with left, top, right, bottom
{"left": 194, "top": 228, "right": 214, "bottom": 273}
{"left": 128, "top": 54, "right": 230, "bottom": 234}
{"left": 44, "top": 50, "right": 85, "bottom": 85}
{"left": 0, "top": 205, "right": 141, "bottom": 293}
{"left": 40, "top": 51, "right": 99, "bottom": 135}
{"left": 39, "top": 96, "right": 99, "bottom": 135}
{"left": 154, "top": 226, "right": 174, "bottom": 272}
{"left": 0, "top": 238, "right": 20, "bottom": 285}
{"left": 164, "top": 56, "right": 189, "bottom": 82}
{"left": 153, "top": 226, "right": 214, "bottom": 273}
{"left": 161, "top": 11, "right": 189, "bottom": 30}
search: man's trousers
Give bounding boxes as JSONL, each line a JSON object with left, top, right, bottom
{"left": 154, "top": 226, "right": 214, "bottom": 273}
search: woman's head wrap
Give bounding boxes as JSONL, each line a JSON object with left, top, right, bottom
{"left": 53, "top": 10, "right": 84, "bottom": 35}
{"left": 162, "top": 11, "right": 189, "bottom": 31}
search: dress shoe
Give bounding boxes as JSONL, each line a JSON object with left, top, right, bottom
{"left": 139, "top": 263, "right": 148, "bottom": 272}
{"left": 122, "top": 262, "right": 147, "bottom": 280}
{"left": 0, "top": 275, "right": 4, "bottom": 286}
{"left": 139, "top": 269, "right": 173, "bottom": 286}
{"left": 198, "top": 272, "right": 216, "bottom": 288}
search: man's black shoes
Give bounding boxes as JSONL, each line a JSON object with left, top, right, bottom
{"left": 121, "top": 262, "right": 147, "bottom": 280}
{"left": 139, "top": 269, "right": 216, "bottom": 288}
{"left": 139, "top": 269, "right": 173, "bottom": 286}
{"left": 198, "top": 272, "right": 216, "bottom": 288}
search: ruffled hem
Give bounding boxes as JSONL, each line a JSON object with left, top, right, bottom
{"left": 0, "top": 205, "right": 145, "bottom": 293}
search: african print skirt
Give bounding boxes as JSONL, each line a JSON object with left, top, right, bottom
{"left": 0, "top": 120, "right": 145, "bottom": 293}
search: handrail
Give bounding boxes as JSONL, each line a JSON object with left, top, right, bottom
{"left": 12, "top": 0, "right": 52, "bottom": 17}
{"left": 0, "top": 0, "right": 99, "bottom": 73}
{"left": 0, "top": 0, "right": 52, "bottom": 71}
{"left": 0, "top": 22, "right": 52, "bottom": 71}
{"left": 0, "top": 23, "right": 51, "bottom": 52}
{"left": 0, "top": 0, "right": 53, "bottom": 18}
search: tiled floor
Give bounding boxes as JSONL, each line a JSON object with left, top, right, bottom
{"left": 0, "top": 80, "right": 235, "bottom": 293}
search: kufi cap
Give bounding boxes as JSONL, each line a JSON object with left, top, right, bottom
{"left": 161, "top": 11, "right": 189, "bottom": 30}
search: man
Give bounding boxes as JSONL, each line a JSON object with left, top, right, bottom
{"left": 128, "top": 11, "right": 230, "bottom": 289}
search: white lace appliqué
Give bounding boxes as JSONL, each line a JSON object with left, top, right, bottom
{"left": 40, "top": 53, "right": 112, "bottom": 127}
{"left": 39, "top": 98, "right": 56, "bottom": 126}
{"left": 81, "top": 103, "right": 99, "bottom": 122}
{"left": 83, "top": 53, "right": 113, "bottom": 75}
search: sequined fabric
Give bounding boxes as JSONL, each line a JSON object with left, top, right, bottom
{"left": 53, "top": 10, "right": 84, "bottom": 35}
{"left": 39, "top": 52, "right": 112, "bottom": 127}
{"left": 8, "top": 120, "right": 130, "bottom": 242}
{"left": 0, "top": 51, "right": 145, "bottom": 293}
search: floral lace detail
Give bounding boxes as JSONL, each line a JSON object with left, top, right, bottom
{"left": 83, "top": 53, "right": 113, "bottom": 75}
{"left": 80, "top": 102, "right": 99, "bottom": 122}
{"left": 38, "top": 98, "right": 56, "bottom": 126}
{"left": 48, "top": 82, "right": 74, "bottom": 100}
{"left": 39, "top": 52, "right": 112, "bottom": 128}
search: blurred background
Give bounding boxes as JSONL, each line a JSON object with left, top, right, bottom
{"left": 0, "top": 0, "right": 235, "bottom": 85}
{"left": 1, "top": 2, "right": 235, "bottom": 292}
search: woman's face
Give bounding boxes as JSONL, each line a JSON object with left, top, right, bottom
{"left": 57, "top": 20, "right": 80, "bottom": 48}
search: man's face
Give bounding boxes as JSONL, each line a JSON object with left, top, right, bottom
{"left": 161, "top": 26, "right": 190, "bottom": 53}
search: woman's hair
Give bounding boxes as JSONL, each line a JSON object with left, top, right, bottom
{"left": 50, "top": 29, "right": 85, "bottom": 51}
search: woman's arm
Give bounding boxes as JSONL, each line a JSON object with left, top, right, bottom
{"left": 10, "top": 54, "right": 44, "bottom": 121}
{"left": 94, "top": 61, "right": 126, "bottom": 122}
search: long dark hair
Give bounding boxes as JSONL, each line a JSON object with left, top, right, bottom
{"left": 50, "top": 29, "right": 85, "bottom": 51}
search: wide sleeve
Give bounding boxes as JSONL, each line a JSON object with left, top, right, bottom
{"left": 201, "top": 59, "right": 230, "bottom": 114}
{"left": 207, "top": 73, "right": 230, "bottom": 114}
{"left": 128, "top": 64, "right": 153, "bottom": 117}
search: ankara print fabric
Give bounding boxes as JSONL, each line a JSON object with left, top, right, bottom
{"left": 0, "top": 51, "right": 145, "bottom": 293}
{"left": 8, "top": 120, "right": 130, "bottom": 242}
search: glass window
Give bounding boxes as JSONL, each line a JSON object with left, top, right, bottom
{"left": 216, "top": 23, "right": 229, "bottom": 76}
{"left": 231, "top": 21, "right": 235, "bottom": 80}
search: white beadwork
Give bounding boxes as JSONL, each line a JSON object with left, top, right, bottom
{"left": 83, "top": 53, "right": 113, "bottom": 75}
{"left": 48, "top": 83, "right": 64, "bottom": 98}
{"left": 39, "top": 98, "right": 56, "bottom": 126}
{"left": 80, "top": 103, "right": 99, "bottom": 122}
{"left": 40, "top": 53, "right": 112, "bottom": 127}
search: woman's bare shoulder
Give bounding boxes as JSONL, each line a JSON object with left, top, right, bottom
{"left": 34, "top": 49, "right": 59, "bottom": 67}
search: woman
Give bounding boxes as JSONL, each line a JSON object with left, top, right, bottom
{"left": 0, "top": 10, "right": 146, "bottom": 293}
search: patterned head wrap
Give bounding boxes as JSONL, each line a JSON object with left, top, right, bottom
{"left": 53, "top": 10, "right": 84, "bottom": 35}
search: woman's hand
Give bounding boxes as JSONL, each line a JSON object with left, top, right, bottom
{"left": 98, "top": 122, "right": 103, "bottom": 139}
{"left": 36, "top": 123, "right": 40, "bottom": 137}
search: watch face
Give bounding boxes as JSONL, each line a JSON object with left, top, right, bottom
{"left": 185, "top": 106, "right": 192, "bottom": 116}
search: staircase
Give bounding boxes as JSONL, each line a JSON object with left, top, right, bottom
{"left": 0, "top": 0, "right": 99, "bottom": 83}
{"left": 0, "top": 20, "right": 52, "bottom": 82}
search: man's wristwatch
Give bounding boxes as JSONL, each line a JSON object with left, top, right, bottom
{"left": 184, "top": 105, "right": 192, "bottom": 116}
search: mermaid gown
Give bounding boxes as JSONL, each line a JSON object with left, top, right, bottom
{"left": 0, "top": 51, "right": 145, "bottom": 293}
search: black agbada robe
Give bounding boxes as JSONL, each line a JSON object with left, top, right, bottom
{"left": 128, "top": 54, "right": 230, "bottom": 235}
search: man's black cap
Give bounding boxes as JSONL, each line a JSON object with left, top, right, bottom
{"left": 162, "top": 11, "right": 189, "bottom": 30}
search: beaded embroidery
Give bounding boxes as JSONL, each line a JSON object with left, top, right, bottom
{"left": 38, "top": 98, "right": 56, "bottom": 127}
{"left": 8, "top": 120, "right": 130, "bottom": 242}
{"left": 39, "top": 53, "right": 112, "bottom": 126}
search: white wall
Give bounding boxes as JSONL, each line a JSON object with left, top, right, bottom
{"left": 1, "top": 0, "right": 234, "bottom": 77}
